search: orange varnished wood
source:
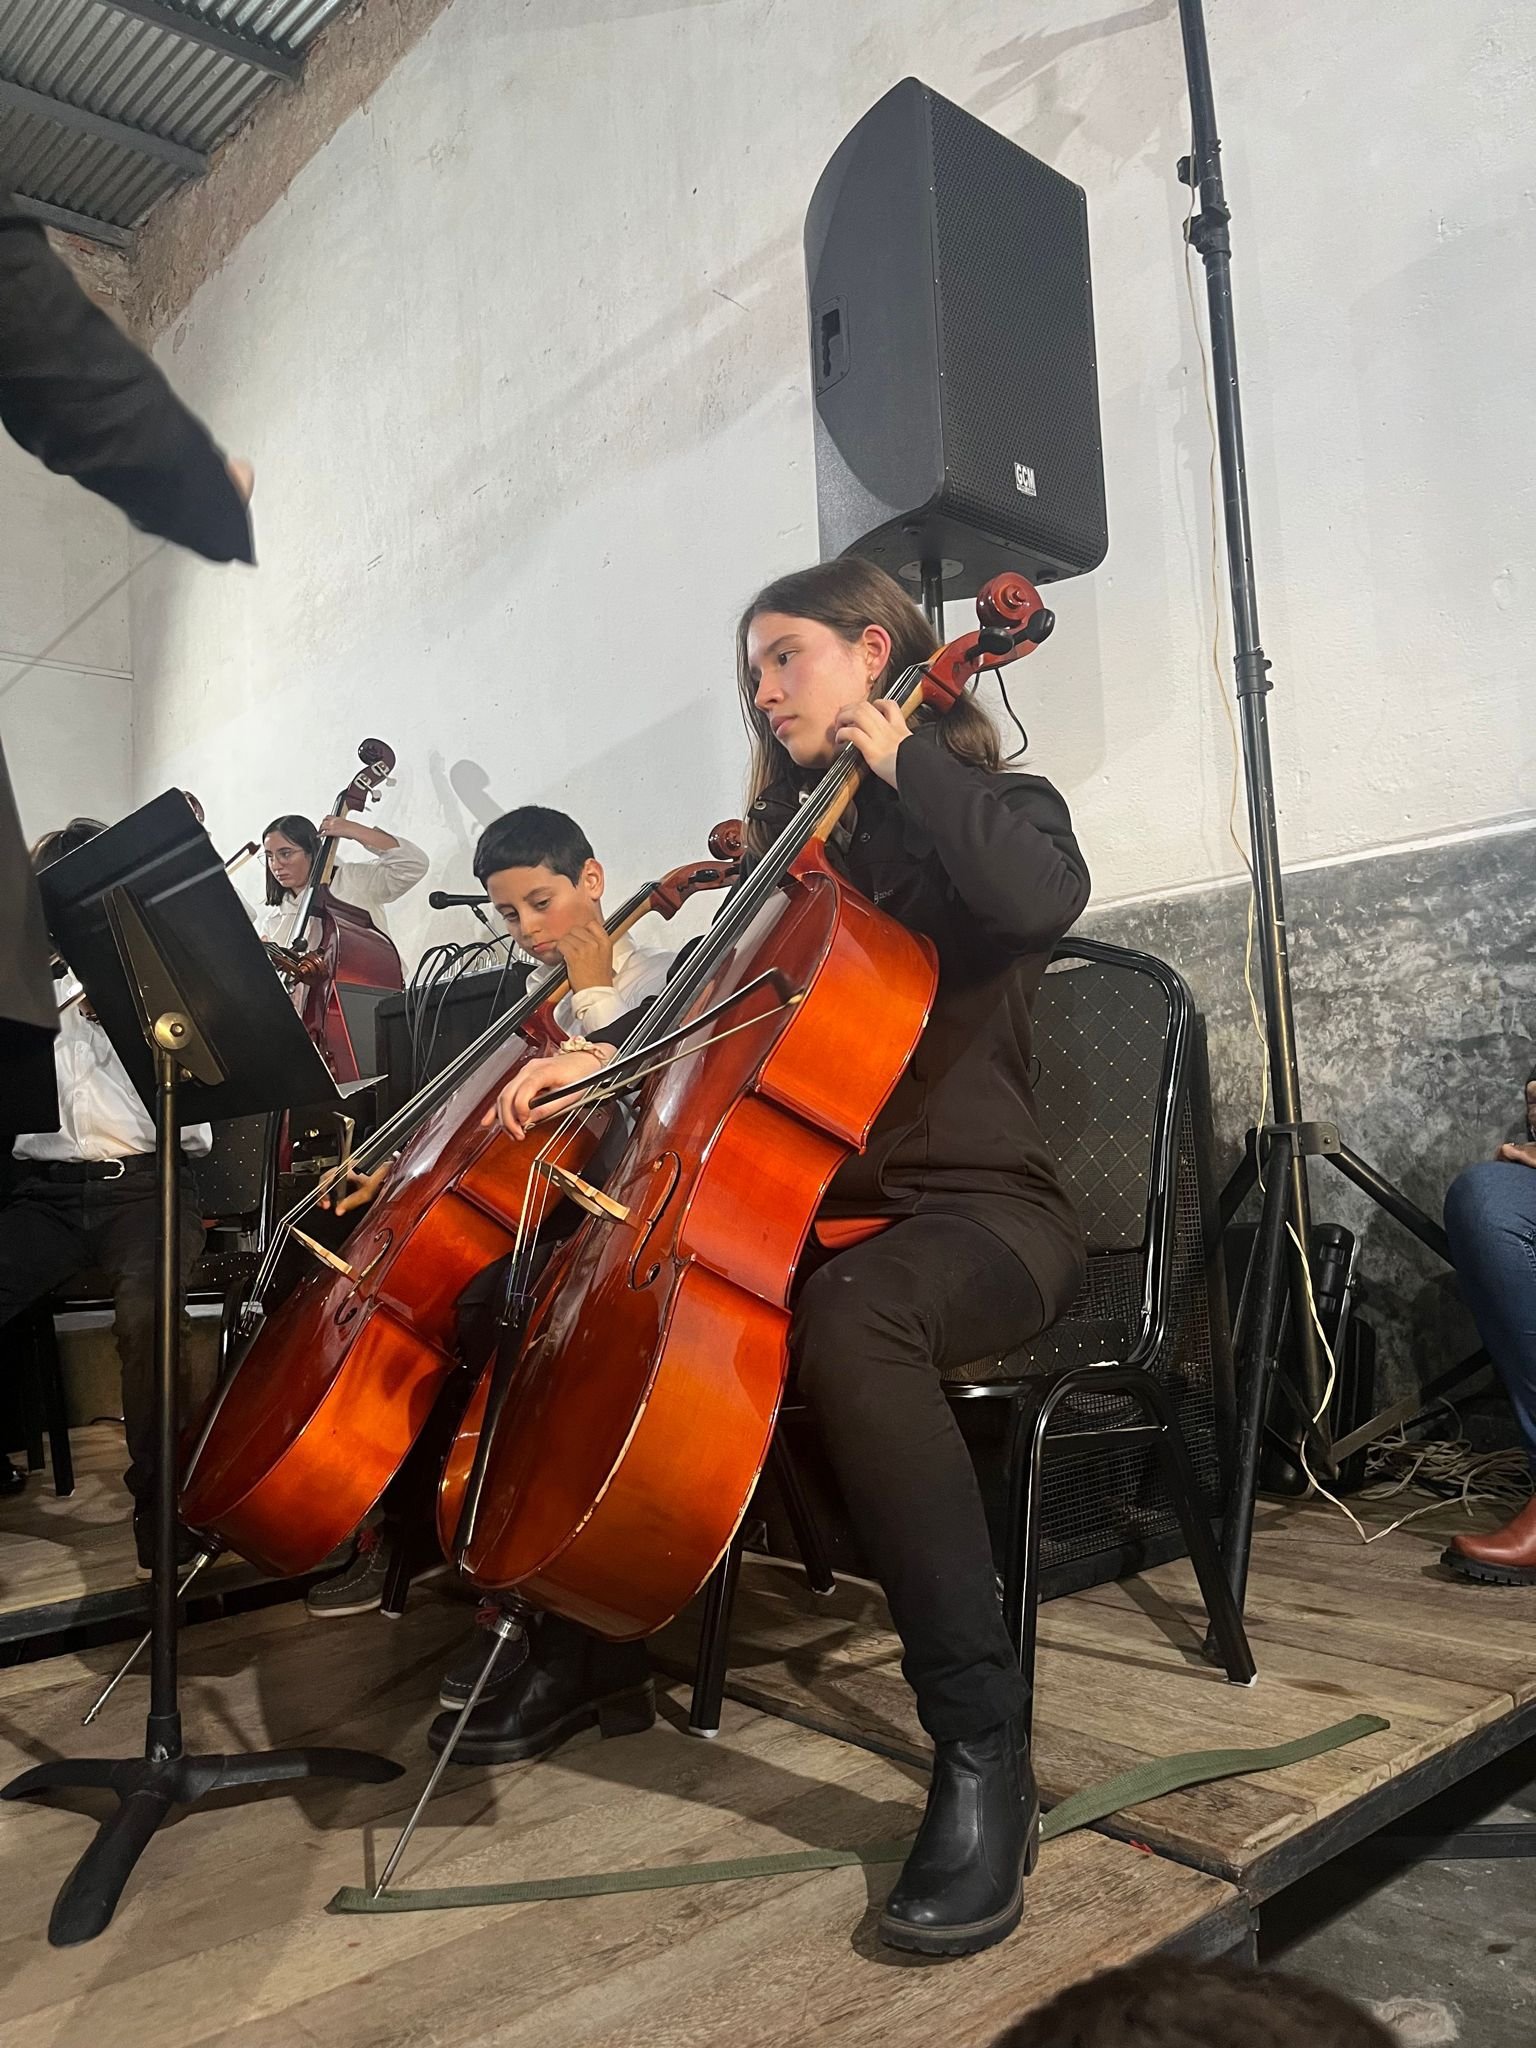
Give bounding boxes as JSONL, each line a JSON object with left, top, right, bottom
{"left": 182, "top": 846, "right": 740, "bottom": 1577}
{"left": 457, "top": 839, "right": 937, "bottom": 1635}
{"left": 451, "top": 579, "right": 1056, "bottom": 1637}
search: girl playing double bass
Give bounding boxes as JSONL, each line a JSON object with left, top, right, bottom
{"left": 450, "top": 558, "right": 1090, "bottom": 1958}
{"left": 256, "top": 811, "right": 428, "bottom": 947}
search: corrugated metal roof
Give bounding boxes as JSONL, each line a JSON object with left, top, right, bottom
{"left": 0, "top": 0, "right": 350, "bottom": 243}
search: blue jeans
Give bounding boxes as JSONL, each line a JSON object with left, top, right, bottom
{"left": 1443, "top": 1162, "right": 1536, "bottom": 1473}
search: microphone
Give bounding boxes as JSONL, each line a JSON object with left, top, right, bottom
{"left": 428, "top": 890, "right": 489, "bottom": 910}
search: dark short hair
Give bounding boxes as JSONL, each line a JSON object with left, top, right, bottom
{"left": 473, "top": 806, "right": 593, "bottom": 886}
{"left": 262, "top": 813, "right": 321, "bottom": 904}
{"left": 31, "top": 816, "right": 107, "bottom": 874}
{"left": 997, "top": 1957, "right": 1395, "bottom": 2048}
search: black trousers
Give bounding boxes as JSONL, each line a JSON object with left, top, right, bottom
{"left": 457, "top": 1211, "right": 1046, "bottom": 1743}
{"left": 791, "top": 1213, "right": 1046, "bottom": 1744}
{"left": 0, "top": 1163, "right": 205, "bottom": 1504}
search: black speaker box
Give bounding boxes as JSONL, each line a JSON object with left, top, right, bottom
{"left": 805, "top": 77, "right": 1107, "bottom": 599}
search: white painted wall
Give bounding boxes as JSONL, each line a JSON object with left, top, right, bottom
{"left": 131, "top": 0, "right": 1536, "bottom": 968}
{"left": 1, "top": 431, "right": 134, "bottom": 844}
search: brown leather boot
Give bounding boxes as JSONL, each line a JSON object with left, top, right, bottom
{"left": 1443, "top": 1495, "right": 1536, "bottom": 1585}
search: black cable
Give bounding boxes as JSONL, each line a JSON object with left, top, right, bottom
{"left": 996, "top": 673, "right": 1029, "bottom": 762}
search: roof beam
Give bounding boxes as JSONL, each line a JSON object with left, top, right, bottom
{"left": 96, "top": 0, "right": 303, "bottom": 85}
{"left": 8, "top": 193, "right": 133, "bottom": 250}
{"left": 0, "top": 76, "right": 207, "bottom": 175}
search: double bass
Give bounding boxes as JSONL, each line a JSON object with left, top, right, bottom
{"left": 277, "top": 738, "right": 404, "bottom": 1082}
{"left": 441, "top": 575, "right": 1054, "bottom": 1639}
{"left": 179, "top": 832, "right": 743, "bottom": 1575}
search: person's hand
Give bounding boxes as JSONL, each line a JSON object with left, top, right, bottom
{"left": 319, "top": 1157, "right": 396, "bottom": 1215}
{"left": 1495, "top": 1141, "right": 1536, "bottom": 1169}
{"left": 557, "top": 906, "right": 616, "bottom": 992}
{"left": 834, "top": 698, "right": 910, "bottom": 787}
{"left": 484, "top": 1046, "right": 612, "bottom": 1140}
{"left": 317, "top": 813, "right": 361, "bottom": 841}
{"left": 228, "top": 457, "right": 254, "bottom": 504}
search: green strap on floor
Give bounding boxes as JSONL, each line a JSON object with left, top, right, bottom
{"left": 1036, "top": 1712, "right": 1387, "bottom": 1842}
{"left": 327, "top": 1711, "right": 1387, "bottom": 1915}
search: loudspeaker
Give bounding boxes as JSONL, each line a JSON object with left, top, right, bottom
{"left": 805, "top": 78, "right": 1107, "bottom": 599}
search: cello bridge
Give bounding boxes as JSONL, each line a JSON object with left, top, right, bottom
{"left": 535, "top": 1161, "right": 632, "bottom": 1224}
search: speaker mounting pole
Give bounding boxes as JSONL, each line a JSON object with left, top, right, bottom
{"left": 1175, "top": 0, "right": 1461, "bottom": 1633}
{"left": 918, "top": 561, "right": 946, "bottom": 633}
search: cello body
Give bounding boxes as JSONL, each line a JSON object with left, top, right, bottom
{"left": 182, "top": 842, "right": 744, "bottom": 1578}
{"left": 297, "top": 885, "right": 404, "bottom": 1083}
{"left": 454, "top": 840, "right": 936, "bottom": 1636}
{"left": 181, "top": 1026, "right": 604, "bottom": 1575}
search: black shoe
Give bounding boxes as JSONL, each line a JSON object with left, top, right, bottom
{"left": 879, "top": 1718, "right": 1042, "bottom": 1957}
{"left": 426, "top": 1611, "right": 654, "bottom": 1765}
{"left": 438, "top": 1619, "right": 540, "bottom": 1709}
{"left": 133, "top": 1512, "right": 207, "bottom": 1579}
{"left": 0, "top": 1457, "right": 25, "bottom": 1497}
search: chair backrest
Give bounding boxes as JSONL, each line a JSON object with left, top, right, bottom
{"left": 1031, "top": 940, "right": 1193, "bottom": 1362}
{"left": 960, "top": 939, "right": 1235, "bottom": 1587}
{"left": 194, "top": 1114, "right": 275, "bottom": 1225}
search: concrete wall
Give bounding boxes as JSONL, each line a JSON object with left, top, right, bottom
{"left": 129, "top": 0, "right": 1535, "bottom": 962}
{"left": 0, "top": 432, "right": 134, "bottom": 844}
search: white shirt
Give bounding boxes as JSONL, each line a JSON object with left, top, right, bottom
{"left": 550, "top": 932, "right": 672, "bottom": 1039}
{"left": 14, "top": 978, "right": 212, "bottom": 1162}
{"left": 253, "top": 835, "right": 430, "bottom": 947}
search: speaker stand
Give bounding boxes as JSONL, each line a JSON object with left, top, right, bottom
{"left": 1175, "top": 0, "right": 1467, "bottom": 1642}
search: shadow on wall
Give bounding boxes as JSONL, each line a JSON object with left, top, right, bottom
{"left": 403, "top": 698, "right": 731, "bottom": 960}
{"left": 972, "top": 0, "right": 1178, "bottom": 165}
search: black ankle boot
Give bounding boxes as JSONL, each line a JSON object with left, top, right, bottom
{"left": 879, "top": 1718, "right": 1041, "bottom": 1956}
{"left": 0, "top": 1457, "right": 25, "bottom": 1498}
{"left": 427, "top": 1610, "right": 654, "bottom": 1765}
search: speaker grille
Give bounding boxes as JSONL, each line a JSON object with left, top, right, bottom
{"left": 929, "top": 92, "right": 1107, "bottom": 575}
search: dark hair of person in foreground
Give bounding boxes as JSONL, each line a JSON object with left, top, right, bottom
{"left": 996, "top": 1956, "right": 1397, "bottom": 2048}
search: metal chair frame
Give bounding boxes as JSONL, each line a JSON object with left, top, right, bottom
{"left": 689, "top": 938, "right": 1256, "bottom": 1742}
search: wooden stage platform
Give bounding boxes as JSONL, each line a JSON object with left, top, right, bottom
{"left": 0, "top": 1491, "right": 1530, "bottom": 2043}
{"left": 0, "top": 1426, "right": 267, "bottom": 1651}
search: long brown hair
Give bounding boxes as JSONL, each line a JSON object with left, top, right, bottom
{"left": 735, "top": 558, "right": 1000, "bottom": 853}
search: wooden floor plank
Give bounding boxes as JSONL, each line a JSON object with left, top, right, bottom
{"left": 0, "top": 1593, "right": 1238, "bottom": 2048}
{"left": 0, "top": 1425, "right": 260, "bottom": 1638}
{"left": 656, "top": 1490, "right": 1536, "bottom": 1888}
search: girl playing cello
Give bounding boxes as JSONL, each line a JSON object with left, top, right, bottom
{"left": 449, "top": 558, "right": 1090, "bottom": 1958}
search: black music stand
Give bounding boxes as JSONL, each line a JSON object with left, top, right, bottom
{"left": 1, "top": 793, "right": 403, "bottom": 1947}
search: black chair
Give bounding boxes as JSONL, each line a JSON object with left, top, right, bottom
{"left": 688, "top": 938, "right": 1255, "bottom": 1742}
{"left": 6, "top": 1115, "right": 276, "bottom": 1501}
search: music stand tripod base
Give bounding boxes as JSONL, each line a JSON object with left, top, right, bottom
{"left": 3, "top": 1746, "right": 402, "bottom": 1948}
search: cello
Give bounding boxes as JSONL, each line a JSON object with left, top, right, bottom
{"left": 178, "top": 830, "right": 743, "bottom": 1576}
{"left": 277, "top": 738, "right": 404, "bottom": 1082}
{"left": 442, "top": 574, "right": 1054, "bottom": 1638}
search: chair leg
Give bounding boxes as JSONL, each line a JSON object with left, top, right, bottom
{"left": 1003, "top": 1384, "right": 1069, "bottom": 1758}
{"left": 1110, "top": 1368, "right": 1257, "bottom": 1688}
{"left": 19, "top": 1306, "right": 48, "bottom": 1474}
{"left": 377, "top": 1519, "right": 414, "bottom": 1620}
{"left": 38, "top": 1311, "right": 74, "bottom": 1498}
{"left": 767, "top": 1432, "right": 834, "bottom": 1596}
{"left": 689, "top": 1528, "right": 745, "bottom": 1739}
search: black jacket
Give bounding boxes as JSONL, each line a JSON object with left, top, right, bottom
{"left": 611, "top": 726, "right": 1092, "bottom": 1319}
{"left": 0, "top": 199, "right": 252, "bottom": 563}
